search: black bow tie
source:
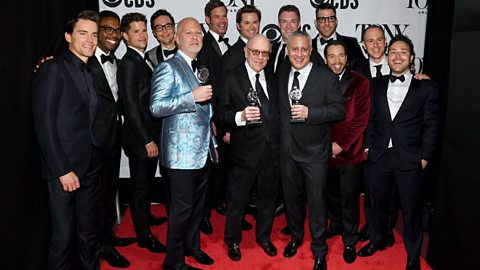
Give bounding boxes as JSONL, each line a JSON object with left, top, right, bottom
{"left": 100, "top": 53, "right": 114, "bottom": 64}
{"left": 218, "top": 36, "right": 229, "bottom": 44}
{"left": 191, "top": 59, "right": 199, "bottom": 72}
{"left": 390, "top": 74, "right": 406, "bottom": 83}
{"left": 164, "top": 47, "right": 177, "bottom": 57}
{"left": 320, "top": 37, "right": 332, "bottom": 45}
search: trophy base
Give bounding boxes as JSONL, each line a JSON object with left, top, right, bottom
{"left": 246, "top": 120, "right": 263, "bottom": 127}
{"left": 290, "top": 118, "right": 305, "bottom": 123}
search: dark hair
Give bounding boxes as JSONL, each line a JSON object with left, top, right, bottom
{"left": 362, "top": 24, "right": 385, "bottom": 42}
{"left": 99, "top": 10, "right": 120, "bottom": 22}
{"left": 324, "top": 40, "right": 347, "bottom": 58}
{"left": 278, "top": 5, "right": 301, "bottom": 22}
{"left": 150, "top": 9, "right": 175, "bottom": 30}
{"left": 120, "top": 12, "right": 147, "bottom": 33}
{"left": 65, "top": 10, "right": 99, "bottom": 34}
{"left": 315, "top": 3, "right": 336, "bottom": 16}
{"left": 388, "top": 34, "right": 415, "bottom": 56}
{"left": 205, "top": 0, "right": 227, "bottom": 17}
{"left": 236, "top": 5, "right": 261, "bottom": 24}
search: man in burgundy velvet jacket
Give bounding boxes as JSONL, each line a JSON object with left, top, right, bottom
{"left": 323, "top": 40, "right": 370, "bottom": 264}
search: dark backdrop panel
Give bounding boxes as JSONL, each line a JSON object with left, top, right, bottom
{"left": 427, "top": 0, "right": 480, "bottom": 269}
{"left": 1, "top": 1, "right": 98, "bottom": 270}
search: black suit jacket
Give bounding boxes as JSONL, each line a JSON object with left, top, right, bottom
{"left": 220, "top": 37, "right": 246, "bottom": 74}
{"left": 351, "top": 57, "right": 372, "bottom": 80}
{"left": 365, "top": 76, "right": 440, "bottom": 169}
{"left": 117, "top": 48, "right": 161, "bottom": 148}
{"left": 219, "top": 64, "right": 280, "bottom": 169}
{"left": 89, "top": 55, "right": 121, "bottom": 156}
{"left": 32, "top": 50, "right": 99, "bottom": 180}
{"left": 278, "top": 63, "right": 345, "bottom": 163}
{"left": 311, "top": 33, "right": 364, "bottom": 67}
{"left": 266, "top": 41, "right": 289, "bottom": 76}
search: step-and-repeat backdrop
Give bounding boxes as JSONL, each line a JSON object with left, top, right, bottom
{"left": 99, "top": 0, "right": 429, "bottom": 177}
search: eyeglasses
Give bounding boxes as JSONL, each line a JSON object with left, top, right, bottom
{"left": 247, "top": 47, "right": 270, "bottom": 58}
{"left": 100, "top": 25, "right": 121, "bottom": 35}
{"left": 316, "top": 16, "right": 337, "bottom": 23}
{"left": 154, "top": 23, "right": 174, "bottom": 32}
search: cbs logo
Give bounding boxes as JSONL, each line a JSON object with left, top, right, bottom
{"left": 102, "top": 0, "right": 154, "bottom": 8}
{"left": 310, "top": 0, "right": 359, "bottom": 10}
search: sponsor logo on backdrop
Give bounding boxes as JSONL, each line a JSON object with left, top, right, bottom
{"left": 262, "top": 24, "right": 315, "bottom": 43}
{"left": 225, "top": 0, "right": 255, "bottom": 13}
{"left": 102, "top": 0, "right": 154, "bottom": 8}
{"left": 406, "top": 0, "right": 428, "bottom": 14}
{"left": 413, "top": 57, "right": 424, "bottom": 73}
{"left": 355, "top": 24, "right": 410, "bottom": 42}
{"left": 310, "top": 0, "right": 359, "bottom": 10}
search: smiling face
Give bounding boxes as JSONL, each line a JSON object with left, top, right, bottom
{"left": 97, "top": 16, "right": 121, "bottom": 53}
{"left": 388, "top": 40, "right": 414, "bottom": 76}
{"left": 122, "top": 21, "right": 148, "bottom": 52}
{"left": 279, "top": 11, "right": 300, "bottom": 42}
{"left": 65, "top": 18, "right": 98, "bottom": 62}
{"left": 325, "top": 44, "right": 347, "bottom": 75}
{"left": 152, "top": 15, "right": 175, "bottom": 48}
{"left": 244, "top": 35, "right": 270, "bottom": 73}
{"left": 176, "top": 18, "right": 203, "bottom": 59}
{"left": 237, "top": 12, "right": 260, "bottom": 40}
{"left": 363, "top": 27, "right": 386, "bottom": 63}
{"left": 206, "top": 6, "right": 228, "bottom": 36}
{"left": 315, "top": 8, "right": 337, "bottom": 38}
{"left": 287, "top": 35, "right": 312, "bottom": 70}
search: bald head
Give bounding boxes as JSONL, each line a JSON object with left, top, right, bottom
{"left": 175, "top": 17, "right": 203, "bottom": 59}
{"left": 244, "top": 34, "right": 271, "bottom": 73}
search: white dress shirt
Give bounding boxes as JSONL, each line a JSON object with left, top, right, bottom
{"left": 387, "top": 71, "right": 413, "bottom": 147}
{"left": 209, "top": 30, "right": 229, "bottom": 55}
{"left": 287, "top": 62, "right": 313, "bottom": 105}
{"left": 317, "top": 32, "right": 337, "bottom": 60}
{"left": 94, "top": 47, "right": 118, "bottom": 101}
{"left": 369, "top": 55, "right": 390, "bottom": 78}
{"left": 235, "top": 62, "right": 268, "bottom": 126}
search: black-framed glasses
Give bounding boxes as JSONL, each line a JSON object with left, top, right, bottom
{"left": 154, "top": 23, "right": 174, "bottom": 32}
{"left": 316, "top": 16, "right": 337, "bottom": 23}
{"left": 247, "top": 47, "right": 270, "bottom": 58}
{"left": 100, "top": 25, "right": 121, "bottom": 35}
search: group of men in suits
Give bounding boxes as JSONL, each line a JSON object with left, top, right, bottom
{"left": 31, "top": 2, "right": 439, "bottom": 270}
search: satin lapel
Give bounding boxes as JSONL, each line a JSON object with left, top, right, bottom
{"left": 379, "top": 77, "right": 393, "bottom": 121}
{"left": 340, "top": 69, "right": 352, "bottom": 96}
{"left": 207, "top": 33, "right": 222, "bottom": 57}
{"left": 130, "top": 48, "right": 153, "bottom": 74}
{"left": 393, "top": 78, "right": 419, "bottom": 122}
{"left": 62, "top": 58, "right": 90, "bottom": 109}
{"left": 88, "top": 57, "right": 115, "bottom": 101}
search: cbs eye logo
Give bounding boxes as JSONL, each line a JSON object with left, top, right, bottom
{"left": 102, "top": 0, "right": 122, "bottom": 7}
{"left": 310, "top": 0, "right": 359, "bottom": 9}
{"left": 102, "top": 0, "right": 155, "bottom": 8}
{"left": 262, "top": 24, "right": 281, "bottom": 43}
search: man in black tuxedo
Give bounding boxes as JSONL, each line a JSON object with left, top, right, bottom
{"left": 146, "top": 9, "right": 177, "bottom": 67}
{"left": 266, "top": 5, "right": 301, "bottom": 76}
{"left": 89, "top": 10, "right": 136, "bottom": 268}
{"left": 197, "top": 0, "right": 230, "bottom": 235}
{"left": 357, "top": 35, "right": 440, "bottom": 270}
{"left": 32, "top": 10, "right": 104, "bottom": 270}
{"left": 220, "top": 34, "right": 280, "bottom": 261}
{"left": 279, "top": 31, "right": 344, "bottom": 270}
{"left": 117, "top": 12, "right": 166, "bottom": 254}
{"left": 311, "top": 3, "right": 363, "bottom": 66}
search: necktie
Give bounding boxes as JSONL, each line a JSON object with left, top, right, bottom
{"left": 191, "top": 59, "right": 198, "bottom": 72}
{"left": 275, "top": 43, "right": 287, "bottom": 73}
{"left": 255, "top": 73, "right": 269, "bottom": 117}
{"left": 390, "top": 74, "right": 405, "bottom": 83}
{"left": 218, "top": 36, "right": 230, "bottom": 46}
{"left": 163, "top": 47, "right": 177, "bottom": 58}
{"left": 100, "top": 54, "right": 114, "bottom": 64}
{"left": 320, "top": 37, "right": 331, "bottom": 45}
{"left": 291, "top": 71, "right": 300, "bottom": 104}
{"left": 374, "top": 64, "right": 383, "bottom": 78}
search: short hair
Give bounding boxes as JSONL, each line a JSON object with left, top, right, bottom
{"left": 288, "top": 30, "right": 312, "bottom": 47}
{"left": 324, "top": 40, "right": 347, "bottom": 58}
{"left": 205, "top": 0, "right": 227, "bottom": 17}
{"left": 278, "top": 5, "right": 301, "bottom": 22}
{"left": 362, "top": 24, "right": 385, "bottom": 42}
{"left": 150, "top": 9, "right": 175, "bottom": 30}
{"left": 65, "top": 10, "right": 99, "bottom": 34}
{"left": 388, "top": 34, "right": 415, "bottom": 56}
{"left": 99, "top": 10, "right": 120, "bottom": 22}
{"left": 236, "top": 5, "right": 261, "bottom": 25}
{"left": 315, "top": 3, "right": 337, "bottom": 16}
{"left": 120, "top": 12, "right": 147, "bottom": 33}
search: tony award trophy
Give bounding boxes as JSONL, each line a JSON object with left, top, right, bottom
{"left": 246, "top": 87, "right": 263, "bottom": 126}
{"left": 289, "top": 85, "right": 305, "bottom": 123}
{"left": 197, "top": 66, "right": 210, "bottom": 86}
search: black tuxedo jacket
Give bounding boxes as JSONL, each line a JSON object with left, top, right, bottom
{"left": 278, "top": 63, "right": 345, "bottom": 163}
{"left": 365, "top": 76, "right": 440, "bottom": 169}
{"left": 117, "top": 48, "right": 161, "bottom": 148}
{"left": 89, "top": 56, "right": 121, "bottom": 156}
{"left": 311, "top": 33, "right": 364, "bottom": 67}
{"left": 266, "top": 41, "right": 289, "bottom": 76}
{"left": 351, "top": 57, "right": 372, "bottom": 80}
{"left": 33, "top": 50, "right": 99, "bottom": 180}
{"left": 219, "top": 64, "right": 280, "bottom": 169}
{"left": 220, "top": 37, "right": 246, "bottom": 74}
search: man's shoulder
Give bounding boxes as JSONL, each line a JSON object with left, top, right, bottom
{"left": 337, "top": 33, "right": 359, "bottom": 43}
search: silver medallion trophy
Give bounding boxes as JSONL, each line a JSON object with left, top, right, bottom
{"left": 246, "top": 87, "right": 263, "bottom": 126}
{"left": 289, "top": 86, "right": 305, "bottom": 123}
{"left": 197, "top": 66, "right": 210, "bottom": 86}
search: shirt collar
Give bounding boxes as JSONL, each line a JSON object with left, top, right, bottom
{"left": 178, "top": 50, "right": 195, "bottom": 69}
{"left": 128, "top": 46, "right": 145, "bottom": 59}
{"left": 244, "top": 61, "right": 264, "bottom": 80}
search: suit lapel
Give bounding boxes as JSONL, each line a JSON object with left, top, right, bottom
{"left": 378, "top": 77, "right": 393, "bottom": 121}
{"left": 207, "top": 32, "right": 222, "bottom": 57}
{"left": 393, "top": 78, "right": 419, "bottom": 122}
{"left": 88, "top": 57, "right": 115, "bottom": 102}
{"left": 339, "top": 68, "right": 352, "bottom": 96}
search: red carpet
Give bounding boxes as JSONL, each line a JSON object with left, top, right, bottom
{"left": 102, "top": 203, "right": 432, "bottom": 270}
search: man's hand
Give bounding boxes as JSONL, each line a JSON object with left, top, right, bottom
{"left": 414, "top": 73, "right": 431, "bottom": 80}
{"left": 332, "top": 142, "right": 343, "bottom": 158}
{"left": 291, "top": 104, "right": 308, "bottom": 119}
{"left": 241, "top": 106, "right": 261, "bottom": 122}
{"left": 192, "top": 85, "right": 213, "bottom": 102}
{"left": 223, "top": 132, "right": 231, "bottom": 144}
{"left": 421, "top": 159, "right": 428, "bottom": 170}
{"left": 145, "top": 141, "right": 159, "bottom": 158}
{"left": 59, "top": 171, "right": 80, "bottom": 192}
